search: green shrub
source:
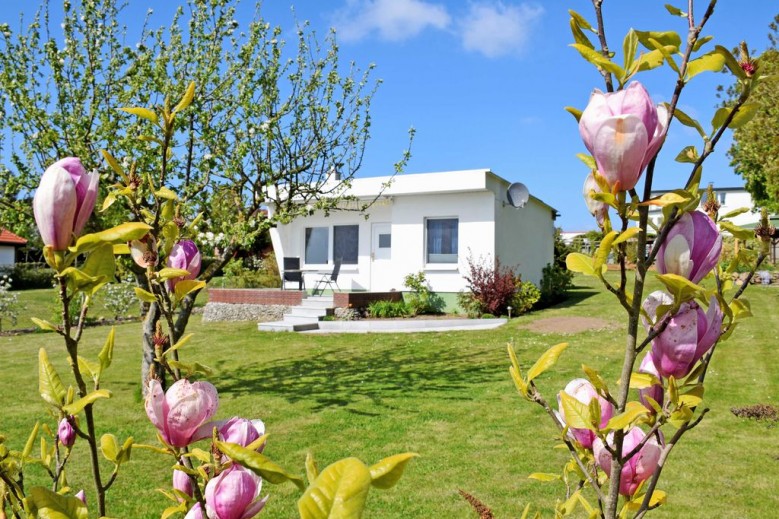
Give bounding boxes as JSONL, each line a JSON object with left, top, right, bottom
{"left": 511, "top": 281, "right": 541, "bottom": 315}
{"left": 403, "top": 272, "right": 444, "bottom": 315}
{"left": 221, "top": 254, "right": 280, "bottom": 288}
{"left": 538, "top": 263, "right": 574, "bottom": 308}
{"left": 367, "top": 300, "right": 410, "bottom": 318}
{"left": 0, "top": 263, "right": 56, "bottom": 290}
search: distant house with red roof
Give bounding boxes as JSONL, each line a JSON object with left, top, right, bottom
{"left": 0, "top": 228, "right": 27, "bottom": 266}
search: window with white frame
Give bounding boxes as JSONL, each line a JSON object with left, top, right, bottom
{"left": 426, "top": 218, "right": 458, "bottom": 263}
{"left": 305, "top": 227, "right": 328, "bottom": 264}
{"left": 333, "top": 225, "right": 359, "bottom": 264}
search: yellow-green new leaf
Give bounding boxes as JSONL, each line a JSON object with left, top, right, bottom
{"left": 173, "top": 82, "right": 196, "bottom": 114}
{"left": 306, "top": 452, "right": 319, "bottom": 484}
{"left": 673, "top": 107, "right": 706, "bottom": 138}
{"left": 164, "top": 334, "right": 194, "bottom": 357}
{"left": 70, "top": 223, "right": 152, "bottom": 254}
{"left": 63, "top": 389, "right": 111, "bottom": 415}
{"left": 175, "top": 280, "right": 206, "bottom": 302}
{"left": 565, "top": 106, "right": 583, "bottom": 122}
{"left": 119, "top": 106, "right": 158, "bottom": 125}
{"left": 629, "top": 372, "right": 660, "bottom": 390}
{"left": 100, "top": 434, "right": 120, "bottom": 462}
{"left": 612, "top": 227, "right": 641, "bottom": 245}
{"left": 77, "top": 356, "right": 99, "bottom": 383}
{"left": 298, "top": 457, "right": 372, "bottom": 519}
{"left": 656, "top": 273, "right": 703, "bottom": 302}
{"left": 29, "top": 486, "right": 88, "bottom": 519}
{"left": 98, "top": 328, "right": 115, "bottom": 373}
{"left": 728, "top": 102, "right": 761, "bottom": 129}
{"left": 582, "top": 364, "right": 609, "bottom": 394}
{"left": 566, "top": 252, "right": 599, "bottom": 276}
{"left": 154, "top": 186, "right": 178, "bottom": 200}
{"left": 570, "top": 43, "right": 626, "bottom": 78}
{"left": 508, "top": 345, "right": 529, "bottom": 397}
{"left": 39, "top": 349, "right": 66, "bottom": 408}
{"left": 527, "top": 343, "right": 568, "bottom": 383}
{"left": 100, "top": 150, "right": 126, "bottom": 180}
{"left": 216, "top": 441, "right": 304, "bottom": 489}
{"left": 594, "top": 231, "right": 617, "bottom": 270}
{"left": 715, "top": 45, "right": 747, "bottom": 79}
{"left": 368, "top": 453, "right": 418, "bottom": 489}
{"left": 158, "top": 268, "right": 191, "bottom": 281}
{"left": 23, "top": 422, "right": 40, "bottom": 459}
{"left": 718, "top": 220, "right": 755, "bottom": 241}
{"left": 679, "top": 384, "right": 704, "bottom": 408}
{"left": 605, "top": 401, "right": 648, "bottom": 431}
{"left": 686, "top": 51, "right": 725, "bottom": 80}
{"left": 559, "top": 391, "right": 594, "bottom": 431}
{"left": 134, "top": 287, "right": 158, "bottom": 303}
{"left": 31, "top": 318, "right": 59, "bottom": 333}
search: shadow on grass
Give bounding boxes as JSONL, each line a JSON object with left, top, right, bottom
{"left": 543, "top": 287, "right": 600, "bottom": 310}
{"left": 217, "top": 343, "right": 505, "bottom": 413}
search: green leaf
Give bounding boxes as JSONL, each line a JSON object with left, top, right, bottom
{"left": 368, "top": 452, "right": 418, "bottom": 489}
{"left": 576, "top": 153, "right": 596, "bottom": 170}
{"left": 70, "top": 223, "right": 153, "bottom": 254}
{"left": 570, "top": 18, "right": 595, "bottom": 50}
{"left": 77, "top": 356, "right": 99, "bottom": 382}
{"left": 635, "top": 30, "right": 681, "bottom": 49}
{"left": 711, "top": 106, "right": 731, "bottom": 131}
{"left": 101, "top": 191, "right": 118, "bottom": 213}
{"left": 570, "top": 43, "right": 626, "bottom": 79}
{"left": 173, "top": 81, "right": 196, "bottom": 114}
{"left": 98, "top": 328, "right": 115, "bottom": 374}
{"left": 23, "top": 422, "right": 40, "bottom": 459}
{"left": 641, "top": 191, "right": 692, "bottom": 207}
{"left": 306, "top": 452, "right": 320, "bottom": 484}
{"left": 686, "top": 51, "right": 725, "bottom": 80}
{"left": 154, "top": 186, "right": 178, "bottom": 200}
{"left": 559, "top": 391, "right": 594, "bottom": 431}
{"left": 527, "top": 342, "right": 568, "bottom": 383}
{"left": 693, "top": 35, "right": 714, "bottom": 51}
{"left": 664, "top": 4, "right": 685, "bottom": 16}
{"left": 715, "top": 45, "right": 746, "bottom": 79}
{"left": 645, "top": 39, "right": 679, "bottom": 74}
{"left": 566, "top": 252, "right": 601, "bottom": 277}
{"left": 163, "top": 334, "right": 194, "bottom": 357}
{"left": 604, "top": 401, "right": 648, "bottom": 431}
{"left": 720, "top": 207, "right": 750, "bottom": 219}
{"left": 582, "top": 365, "right": 609, "bottom": 394}
{"left": 174, "top": 280, "right": 206, "bottom": 302}
{"left": 216, "top": 441, "right": 305, "bottom": 489}
{"left": 593, "top": 231, "right": 617, "bottom": 271}
{"left": 508, "top": 344, "right": 529, "bottom": 397}
{"left": 629, "top": 372, "right": 661, "bottom": 390}
{"left": 673, "top": 107, "right": 706, "bottom": 138}
{"left": 62, "top": 389, "right": 111, "bottom": 415}
{"left": 80, "top": 243, "right": 115, "bottom": 293}
{"left": 100, "top": 150, "right": 127, "bottom": 181}
{"left": 718, "top": 220, "right": 755, "bottom": 241}
{"left": 119, "top": 106, "right": 158, "bottom": 125}
{"left": 31, "top": 318, "right": 59, "bottom": 333}
{"left": 656, "top": 273, "right": 704, "bottom": 302}
{"left": 613, "top": 227, "right": 641, "bottom": 245}
{"left": 39, "top": 349, "right": 66, "bottom": 408}
{"left": 568, "top": 10, "right": 594, "bottom": 31}
{"left": 679, "top": 384, "right": 704, "bottom": 407}
{"left": 100, "top": 434, "right": 119, "bottom": 462}
{"left": 298, "top": 457, "right": 372, "bottom": 519}
{"left": 675, "top": 145, "right": 700, "bottom": 163}
{"left": 28, "top": 486, "right": 88, "bottom": 519}
{"left": 623, "top": 29, "right": 638, "bottom": 71}
{"left": 134, "top": 287, "right": 158, "bottom": 303}
{"left": 528, "top": 472, "right": 561, "bottom": 482}
{"left": 729, "top": 103, "right": 761, "bottom": 129}
{"left": 158, "top": 268, "right": 192, "bottom": 281}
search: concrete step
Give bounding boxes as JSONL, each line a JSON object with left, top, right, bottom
{"left": 287, "top": 307, "right": 332, "bottom": 318}
{"left": 258, "top": 320, "right": 320, "bottom": 332}
{"left": 282, "top": 315, "right": 322, "bottom": 324}
{"left": 300, "top": 297, "right": 334, "bottom": 309}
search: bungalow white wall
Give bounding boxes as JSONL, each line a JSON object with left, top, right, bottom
{"left": 268, "top": 169, "right": 555, "bottom": 293}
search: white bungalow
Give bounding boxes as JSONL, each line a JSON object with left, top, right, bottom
{"left": 267, "top": 169, "right": 557, "bottom": 293}
{"left": 0, "top": 228, "right": 27, "bottom": 267}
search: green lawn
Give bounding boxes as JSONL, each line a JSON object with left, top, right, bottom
{"left": 1, "top": 275, "right": 777, "bottom": 518}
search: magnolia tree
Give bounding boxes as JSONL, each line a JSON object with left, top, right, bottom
{"left": 0, "top": 87, "right": 416, "bottom": 519}
{"left": 506, "top": 2, "right": 774, "bottom": 518}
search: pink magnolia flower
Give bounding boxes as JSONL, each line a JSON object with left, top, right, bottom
{"left": 558, "top": 378, "right": 614, "bottom": 449}
{"left": 205, "top": 465, "right": 267, "bottom": 519}
{"left": 593, "top": 427, "right": 663, "bottom": 496}
{"left": 173, "top": 469, "right": 194, "bottom": 500}
{"left": 655, "top": 211, "right": 722, "bottom": 284}
{"left": 75, "top": 490, "right": 86, "bottom": 504}
{"left": 643, "top": 292, "right": 723, "bottom": 379}
{"left": 637, "top": 354, "right": 663, "bottom": 413}
{"left": 579, "top": 82, "right": 668, "bottom": 191}
{"left": 58, "top": 417, "right": 76, "bottom": 448}
{"left": 33, "top": 157, "right": 99, "bottom": 250}
{"left": 166, "top": 240, "right": 202, "bottom": 290}
{"left": 184, "top": 503, "right": 204, "bottom": 519}
{"left": 193, "top": 417, "right": 267, "bottom": 460}
{"left": 582, "top": 172, "right": 608, "bottom": 226}
{"left": 145, "top": 379, "right": 219, "bottom": 448}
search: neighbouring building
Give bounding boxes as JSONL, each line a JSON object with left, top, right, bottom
{"left": 0, "top": 228, "right": 27, "bottom": 267}
{"left": 267, "top": 169, "right": 557, "bottom": 293}
{"left": 647, "top": 185, "right": 760, "bottom": 229}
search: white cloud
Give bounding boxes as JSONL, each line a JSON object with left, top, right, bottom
{"left": 459, "top": 2, "right": 544, "bottom": 58}
{"left": 332, "top": 0, "right": 451, "bottom": 42}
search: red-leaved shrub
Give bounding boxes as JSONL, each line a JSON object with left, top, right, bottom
{"left": 462, "top": 256, "right": 520, "bottom": 316}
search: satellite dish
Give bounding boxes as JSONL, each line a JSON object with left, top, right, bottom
{"left": 507, "top": 182, "right": 529, "bottom": 208}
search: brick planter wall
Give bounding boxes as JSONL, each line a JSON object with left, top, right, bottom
{"left": 333, "top": 291, "right": 403, "bottom": 309}
{"left": 208, "top": 289, "right": 304, "bottom": 306}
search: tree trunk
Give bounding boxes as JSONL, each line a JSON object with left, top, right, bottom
{"left": 141, "top": 302, "right": 164, "bottom": 397}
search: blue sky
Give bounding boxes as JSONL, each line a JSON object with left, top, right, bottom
{"left": 4, "top": 1, "right": 776, "bottom": 230}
